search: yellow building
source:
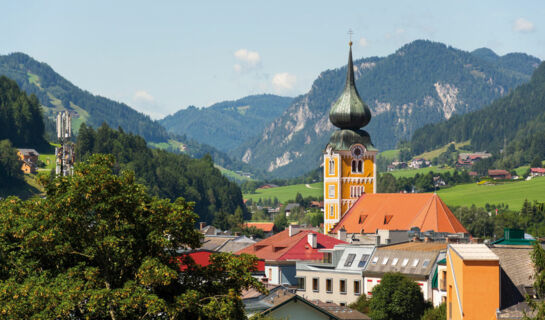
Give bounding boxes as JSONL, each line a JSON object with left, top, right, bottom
{"left": 446, "top": 244, "right": 500, "bottom": 320}
{"left": 323, "top": 42, "right": 377, "bottom": 233}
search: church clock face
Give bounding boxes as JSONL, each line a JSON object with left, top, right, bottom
{"left": 351, "top": 145, "right": 364, "bottom": 159}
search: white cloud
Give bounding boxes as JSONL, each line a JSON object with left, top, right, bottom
{"left": 513, "top": 18, "right": 535, "bottom": 33}
{"left": 272, "top": 72, "right": 296, "bottom": 92}
{"left": 133, "top": 90, "right": 154, "bottom": 103}
{"left": 359, "top": 37, "right": 369, "bottom": 47}
{"left": 233, "top": 49, "right": 261, "bottom": 72}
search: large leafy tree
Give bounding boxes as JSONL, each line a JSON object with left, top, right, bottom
{"left": 369, "top": 272, "right": 428, "bottom": 320}
{"left": 0, "top": 154, "right": 264, "bottom": 319}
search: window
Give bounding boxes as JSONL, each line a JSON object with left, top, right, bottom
{"left": 323, "top": 252, "right": 332, "bottom": 264}
{"left": 352, "top": 159, "right": 363, "bottom": 173}
{"left": 329, "top": 205, "right": 335, "bottom": 219}
{"left": 371, "top": 256, "right": 379, "bottom": 264}
{"left": 344, "top": 254, "right": 356, "bottom": 267}
{"left": 382, "top": 257, "right": 389, "bottom": 265}
{"left": 358, "top": 215, "right": 367, "bottom": 224}
{"left": 312, "top": 278, "right": 319, "bottom": 292}
{"left": 401, "top": 258, "right": 409, "bottom": 267}
{"left": 352, "top": 160, "right": 356, "bottom": 172}
{"left": 340, "top": 302, "right": 346, "bottom": 306}
{"left": 340, "top": 279, "right": 347, "bottom": 294}
{"left": 422, "top": 259, "right": 430, "bottom": 268}
{"left": 391, "top": 257, "right": 399, "bottom": 266}
{"left": 329, "top": 159, "right": 335, "bottom": 175}
{"left": 326, "top": 278, "right": 333, "bottom": 293}
{"left": 354, "top": 280, "right": 361, "bottom": 295}
{"left": 383, "top": 215, "right": 393, "bottom": 224}
{"left": 412, "top": 259, "right": 420, "bottom": 267}
{"left": 296, "top": 277, "right": 306, "bottom": 291}
{"left": 358, "top": 160, "right": 363, "bottom": 172}
{"left": 358, "top": 254, "right": 370, "bottom": 268}
{"left": 328, "top": 185, "right": 335, "bottom": 198}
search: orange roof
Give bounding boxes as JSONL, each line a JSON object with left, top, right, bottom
{"left": 331, "top": 193, "right": 468, "bottom": 235}
{"left": 245, "top": 222, "right": 275, "bottom": 232}
{"left": 236, "top": 228, "right": 346, "bottom": 261}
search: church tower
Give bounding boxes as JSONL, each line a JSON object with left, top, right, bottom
{"left": 323, "top": 41, "right": 377, "bottom": 234}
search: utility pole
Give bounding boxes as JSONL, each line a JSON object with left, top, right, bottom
{"left": 55, "top": 111, "right": 74, "bottom": 176}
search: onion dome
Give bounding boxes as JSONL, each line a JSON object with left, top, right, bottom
{"left": 329, "top": 42, "right": 371, "bottom": 130}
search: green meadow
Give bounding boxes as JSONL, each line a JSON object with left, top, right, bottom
{"left": 243, "top": 182, "right": 323, "bottom": 203}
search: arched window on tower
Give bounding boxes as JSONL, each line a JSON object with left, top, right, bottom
{"left": 351, "top": 160, "right": 356, "bottom": 173}
{"left": 329, "top": 159, "right": 335, "bottom": 175}
{"left": 357, "top": 160, "right": 363, "bottom": 173}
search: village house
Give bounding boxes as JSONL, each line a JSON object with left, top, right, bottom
{"left": 237, "top": 225, "right": 346, "bottom": 286}
{"left": 530, "top": 167, "right": 545, "bottom": 177}
{"left": 245, "top": 222, "right": 275, "bottom": 238}
{"left": 456, "top": 152, "right": 492, "bottom": 168}
{"left": 488, "top": 169, "right": 512, "bottom": 180}
{"left": 17, "top": 148, "right": 39, "bottom": 174}
{"left": 363, "top": 241, "right": 447, "bottom": 306}
{"left": 408, "top": 158, "right": 431, "bottom": 169}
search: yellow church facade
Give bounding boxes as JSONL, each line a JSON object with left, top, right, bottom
{"left": 323, "top": 42, "right": 377, "bottom": 234}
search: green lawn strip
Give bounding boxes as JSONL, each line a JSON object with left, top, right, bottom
{"left": 437, "top": 177, "right": 545, "bottom": 211}
{"left": 415, "top": 140, "right": 471, "bottom": 160}
{"left": 389, "top": 166, "right": 455, "bottom": 178}
{"left": 378, "top": 149, "right": 400, "bottom": 161}
{"left": 243, "top": 182, "right": 323, "bottom": 203}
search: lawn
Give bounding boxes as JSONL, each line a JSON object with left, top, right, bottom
{"left": 389, "top": 166, "right": 455, "bottom": 178}
{"left": 415, "top": 140, "right": 471, "bottom": 160}
{"left": 216, "top": 165, "right": 253, "bottom": 182}
{"left": 378, "top": 149, "right": 400, "bottom": 161}
{"left": 243, "top": 182, "right": 323, "bottom": 203}
{"left": 437, "top": 177, "right": 545, "bottom": 211}
{"left": 38, "top": 154, "right": 56, "bottom": 171}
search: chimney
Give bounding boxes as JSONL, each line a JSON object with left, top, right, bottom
{"left": 338, "top": 227, "right": 347, "bottom": 242}
{"left": 308, "top": 232, "right": 317, "bottom": 248}
{"left": 199, "top": 222, "right": 206, "bottom": 230}
{"left": 289, "top": 225, "right": 301, "bottom": 237}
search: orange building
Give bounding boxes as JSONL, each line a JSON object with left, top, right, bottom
{"left": 446, "top": 244, "right": 500, "bottom": 320}
{"left": 330, "top": 193, "right": 468, "bottom": 235}
{"left": 323, "top": 42, "right": 376, "bottom": 233}
{"left": 17, "top": 148, "right": 39, "bottom": 174}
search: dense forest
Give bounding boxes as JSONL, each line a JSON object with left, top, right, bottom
{"left": 0, "top": 76, "right": 48, "bottom": 150}
{"left": 161, "top": 94, "right": 293, "bottom": 152}
{"left": 75, "top": 123, "right": 248, "bottom": 226}
{"left": 410, "top": 61, "right": 545, "bottom": 169}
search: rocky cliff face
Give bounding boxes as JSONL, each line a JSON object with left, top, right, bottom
{"left": 234, "top": 40, "right": 540, "bottom": 178}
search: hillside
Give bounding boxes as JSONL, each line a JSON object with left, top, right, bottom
{"left": 410, "top": 61, "right": 545, "bottom": 169}
{"left": 0, "top": 52, "right": 169, "bottom": 142}
{"left": 233, "top": 40, "right": 540, "bottom": 178}
{"left": 160, "top": 95, "right": 293, "bottom": 152}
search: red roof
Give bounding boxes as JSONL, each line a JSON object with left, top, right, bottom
{"left": 488, "top": 169, "right": 510, "bottom": 176}
{"left": 178, "top": 250, "right": 265, "bottom": 271}
{"left": 236, "top": 228, "right": 346, "bottom": 261}
{"left": 330, "top": 193, "right": 468, "bottom": 235}
{"left": 531, "top": 168, "right": 545, "bottom": 173}
{"left": 245, "top": 222, "right": 275, "bottom": 232}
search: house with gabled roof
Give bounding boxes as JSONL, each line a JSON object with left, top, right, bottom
{"left": 237, "top": 225, "right": 347, "bottom": 286}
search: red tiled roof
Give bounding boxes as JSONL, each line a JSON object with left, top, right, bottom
{"left": 178, "top": 250, "right": 265, "bottom": 271}
{"left": 245, "top": 222, "right": 275, "bottom": 232}
{"left": 531, "top": 168, "right": 545, "bottom": 173}
{"left": 236, "top": 229, "right": 346, "bottom": 261}
{"left": 488, "top": 169, "right": 510, "bottom": 175}
{"left": 330, "top": 193, "right": 468, "bottom": 235}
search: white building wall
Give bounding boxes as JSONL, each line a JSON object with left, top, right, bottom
{"left": 265, "top": 265, "right": 280, "bottom": 285}
{"left": 296, "top": 270, "right": 363, "bottom": 305}
{"left": 364, "top": 276, "right": 431, "bottom": 301}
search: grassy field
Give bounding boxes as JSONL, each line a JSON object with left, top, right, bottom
{"left": 216, "top": 165, "right": 253, "bottom": 182}
{"left": 388, "top": 166, "right": 455, "bottom": 178}
{"left": 38, "top": 154, "right": 56, "bottom": 171}
{"left": 148, "top": 139, "right": 186, "bottom": 153}
{"left": 243, "top": 182, "right": 323, "bottom": 202}
{"left": 438, "top": 177, "right": 545, "bottom": 211}
{"left": 415, "top": 140, "right": 471, "bottom": 160}
{"left": 378, "top": 149, "right": 400, "bottom": 161}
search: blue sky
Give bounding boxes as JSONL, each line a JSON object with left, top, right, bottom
{"left": 1, "top": 1, "right": 544, "bottom": 119}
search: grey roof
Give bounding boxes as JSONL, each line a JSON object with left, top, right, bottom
{"left": 364, "top": 245, "right": 443, "bottom": 279}
{"left": 200, "top": 236, "right": 234, "bottom": 251}
{"left": 218, "top": 236, "right": 256, "bottom": 253}
{"left": 450, "top": 244, "right": 499, "bottom": 261}
{"left": 17, "top": 148, "right": 39, "bottom": 156}
{"left": 327, "top": 129, "right": 377, "bottom": 152}
{"left": 297, "top": 244, "right": 375, "bottom": 274}
{"left": 285, "top": 203, "right": 301, "bottom": 211}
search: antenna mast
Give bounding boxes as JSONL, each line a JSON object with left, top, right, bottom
{"left": 55, "top": 111, "right": 75, "bottom": 176}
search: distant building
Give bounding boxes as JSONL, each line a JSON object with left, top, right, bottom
{"left": 530, "top": 167, "right": 545, "bottom": 177}
{"left": 257, "top": 184, "right": 279, "bottom": 190}
{"left": 408, "top": 158, "right": 431, "bottom": 169}
{"left": 488, "top": 169, "right": 512, "bottom": 180}
{"left": 17, "top": 148, "right": 39, "bottom": 174}
{"left": 199, "top": 235, "right": 256, "bottom": 253}
{"left": 457, "top": 152, "right": 492, "bottom": 168}
{"left": 284, "top": 203, "right": 301, "bottom": 217}
{"left": 245, "top": 222, "right": 275, "bottom": 238}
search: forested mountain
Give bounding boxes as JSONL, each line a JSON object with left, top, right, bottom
{"left": 160, "top": 95, "right": 293, "bottom": 152}
{"left": 233, "top": 40, "right": 540, "bottom": 178}
{"left": 410, "top": 61, "right": 545, "bottom": 169}
{"left": 76, "top": 123, "right": 247, "bottom": 225}
{"left": 0, "top": 53, "right": 169, "bottom": 142}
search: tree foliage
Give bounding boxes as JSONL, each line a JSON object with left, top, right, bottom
{"left": 0, "top": 154, "right": 264, "bottom": 319}
{"left": 0, "top": 139, "right": 23, "bottom": 187}
{"left": 369, "top": 272, "right": 428, "bottom": 320}
{"left": 421, "top": 303, "right": 446, "bottom": 320}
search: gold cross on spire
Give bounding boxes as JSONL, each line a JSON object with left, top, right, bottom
{"left": 348, "top": 29, "right": 354, "bottom": 46}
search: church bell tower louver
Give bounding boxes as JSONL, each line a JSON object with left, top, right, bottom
{"left": 323, "top": 41, "right": 377, "bottom": 234}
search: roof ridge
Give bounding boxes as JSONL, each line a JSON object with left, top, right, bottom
{"left": 408, "top": 193, "right": 434, "bottom": 229}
